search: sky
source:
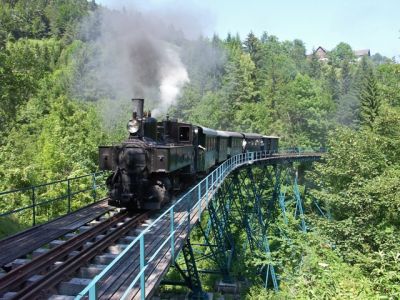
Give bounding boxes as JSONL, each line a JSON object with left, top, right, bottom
{"left": 96, "top": 0, "right": 399, "bottom": 58}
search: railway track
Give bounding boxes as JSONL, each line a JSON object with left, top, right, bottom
{"left": 0, "top": 206, "right": 149, "bottom": 299}
{"left": 0, "top": 199, "right": 113, "bottom": 270}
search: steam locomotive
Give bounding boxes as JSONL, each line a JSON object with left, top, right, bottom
{"left": 99, "top": 99, "right": 279, "bottom": 210}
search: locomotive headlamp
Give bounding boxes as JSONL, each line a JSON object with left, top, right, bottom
{"left": 127, "top": 119, "right": 140, "bottom": 134}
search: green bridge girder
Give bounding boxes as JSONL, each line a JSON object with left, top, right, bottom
{"left": 167, "top": 155, "right": 324, "bottom": 298}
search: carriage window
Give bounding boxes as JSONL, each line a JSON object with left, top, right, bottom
{"left": 179, "top": 126, "right": 190, "bottom": 142}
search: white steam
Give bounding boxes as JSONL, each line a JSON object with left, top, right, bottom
{"left": 156, "top": 45, "right": 189, "bottom": 116}
{"left": 77, "top": 7, "right": 195, "bottom": 117}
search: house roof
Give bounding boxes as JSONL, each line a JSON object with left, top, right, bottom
{"left": 354, "top": 49, "right": 370, "bottom": 57}
{"left": 315, "top": 46, "right": 327, "bottom": 53}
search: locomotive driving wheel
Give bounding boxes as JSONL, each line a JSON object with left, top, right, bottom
{"left": 147, "top": 177, "right": 172, "bottom": 209}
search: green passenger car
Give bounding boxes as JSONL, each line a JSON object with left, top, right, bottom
{"left": 216, "top": 131, "right": 229, "bottom": 163}
{"left": 196, "top": 126, "right": 218, "bottom": 172}
{"left": 262, "top": 136, "right": 279, "bottom": 154}
{"left": 243, "top": 133, "right": 264, "bottom": 152}
{"left": 217, "top": 131, "right": 243, "bottom": 157}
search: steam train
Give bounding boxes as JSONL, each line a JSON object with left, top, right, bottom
{"left": 99, "top": 99, "right": 279, "bottom": 210}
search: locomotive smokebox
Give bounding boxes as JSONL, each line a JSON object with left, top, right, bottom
{"left": 132, "top": 98, "right": 144, "bottom": 120}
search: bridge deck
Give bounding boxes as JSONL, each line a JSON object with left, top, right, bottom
{"left": 0, "top": 199, "right": 111, "bottom": 268}
{"left": 94, "top": 186, "right": 213, "bottom": 299}
{"left": 77, "top": 152, "right": 322, "bottom": 299}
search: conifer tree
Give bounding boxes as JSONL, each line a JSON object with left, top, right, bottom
{"left": 327, "top": 66, "right": 340, "bottom": 101}
{"left": 353, "top": 56, "right": 370, "bottom": 92}
{"left": 341, "top": 60, "right": 352, "bottom": 95}
{"left": 243, "top": 32, "right": 263, "bottom": 101}
{"left": 360, "top": 69, "right": 380, "bottom": 128}
{"left": 309, "top": 49, "right": 321, "bottom": 79}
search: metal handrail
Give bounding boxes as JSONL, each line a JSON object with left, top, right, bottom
{"left": 0, "top": 172, "right": 108, "bottom": 228}
{"left": 0, "top": 172, "right": 104, "bottom": 197}
{"left": 75, "top": 149, "right": 322, "bottom": 300}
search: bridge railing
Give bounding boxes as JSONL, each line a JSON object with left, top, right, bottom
{"left": 76, "top": 149, "right": 321, "bottom": 300}
{"left": 0, "top": 172, "right": 109, "bottom": 232}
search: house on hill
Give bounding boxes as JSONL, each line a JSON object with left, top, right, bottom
{"left": 314, "top": 46, "right": 328, "bottom": 61}
{"left": 309, "top": 46, "right": 371, "bottom": 62}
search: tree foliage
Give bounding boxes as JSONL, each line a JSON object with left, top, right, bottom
{"left": 328, "top": 42, "right": 355, "bottom": 67}
{"left": 360, "top": 68, "right": 380, "bottom": 128}
{"left": 310, "top": 116, "right": 400, "bottom": 296}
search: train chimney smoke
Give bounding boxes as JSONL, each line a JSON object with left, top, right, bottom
{"left": 132, "top": 98, "right": 144, "bottom": 120}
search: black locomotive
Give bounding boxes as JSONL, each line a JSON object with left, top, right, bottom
{"left": 99, "top": 99, "right": 279, "bottom": 210}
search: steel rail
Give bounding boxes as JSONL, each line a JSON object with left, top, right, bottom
{"left": 0, "top": 210, "right": 128, "bottom": 295}
{"left": 13, "top": 211, "right": 149, "bottom": 300}
{"left": 0, "top": 198, "right": 111, "bottom": 268}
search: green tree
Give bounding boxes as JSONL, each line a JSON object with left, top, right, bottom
{"left": 243, "top": 32, "right": 263, "bottom": 101}
{"left": 340, "top": 59, "right": 352, "bottom": 95}
{"left": 335, "top": 94, "right": 360, "bottom": 128}
{"left": 225, "top": 32, "right": 241, "bottom": 49}
{"left": 286, "top": 39, "right": 307, "bottom": 73}
{"left": 311, "top": 122, "right": 400, "bottom": 296}
{"left": 371, "top": 53, "right": 391, "bottom": 66}
{"left": 328, "top": 42, "right": 355, "bottom": 67}
{"left": 258, "top": 35, "right": 297, "bottom": 108}
{"left": 360, "top": 69, "right": 380, "bottom": 128}
{"left": 277, "top": 74, "right": 334, "bottom": 146}
{"left": 0, "top": 39, "right": 62, "bottom": 135}
{"left": 326, "top": 66, "right": 340, "bottom": 101}
{"left": 309, "top": 49, "right": 322, "bottom": 79}
{"left": 222, "top": 49, "right": 257, "bottom": 108}
{"left": 377, "top": 63, "right": 400, "bottom": 107}
{"left": 353, "top": 56, "right": 371, "bottom": 91}
{"left": 0, "top": 0, "right": 49, "bottom": 39}
{"left": 243, "top": 32, "right": 262, "bottom": 62}
{"left": 45, "top": 0, "right": 93, "bottom": 39}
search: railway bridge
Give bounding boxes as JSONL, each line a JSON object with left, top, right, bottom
{"left": 0, "top": 150, "right": 322, "bottom": 300}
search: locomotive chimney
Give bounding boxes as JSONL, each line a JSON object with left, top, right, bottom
{"left": 127, "top": 98, "right": 145, "bottom": 138}
{"left": 132, "top": 98, "right": 144, "bottom": 120}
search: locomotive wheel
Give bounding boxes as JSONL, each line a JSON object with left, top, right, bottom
{"left": 147, "top": 178, "right": 171, "bottom": 209}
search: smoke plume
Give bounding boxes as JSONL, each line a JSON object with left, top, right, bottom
{"left": 76, "top": 6, "right": 202, "bottom": 118}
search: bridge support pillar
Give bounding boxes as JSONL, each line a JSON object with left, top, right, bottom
{"left": 174, "top": 238, "right": 208, "bottom": 300}
{"left": 185, "top": 178, "right": 235, "bottom": 284}
{"left": 231, "top": 166, "right": 280, "bottom": 291}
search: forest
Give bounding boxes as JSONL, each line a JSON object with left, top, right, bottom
{"left": 0, "top": 0, "right": 399, "bottom": 298}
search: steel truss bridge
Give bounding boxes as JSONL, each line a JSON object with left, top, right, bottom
{"left": 71, "top": 150, "right": 322, "bottom": 300}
